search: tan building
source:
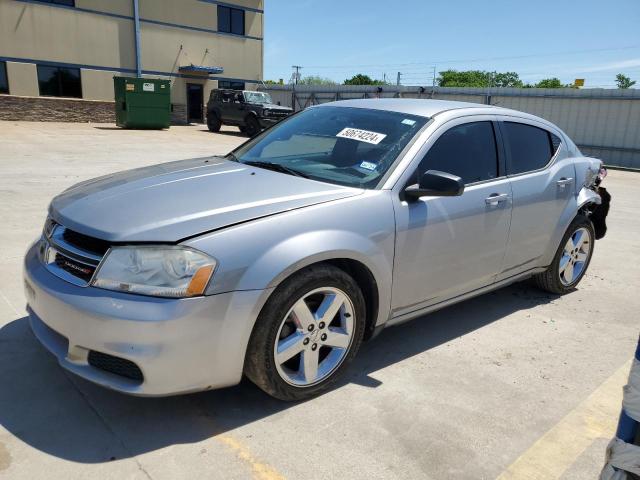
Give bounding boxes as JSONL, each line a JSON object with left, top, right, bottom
{"left": 0, "top": 0, "right": 264, "bottom": 123}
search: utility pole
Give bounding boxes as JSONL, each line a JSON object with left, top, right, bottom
{"left": 396, "top": 72, "right": 401, "bottom": 86}
{"left": 291, "top": 65, "right": 302, "bottom": 85}
{"left": 290, "top": 65, "right": 302, "bottom": 113}
{"left": 133, "top": 0, "right": 142, "bottom": 77}
{"left": 432, "top": 66, "right": 436, "bottom": 88}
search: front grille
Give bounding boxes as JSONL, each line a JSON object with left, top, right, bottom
{"left": 267, "top": 110, "right": 290, "bottom": 118}
{"left": 88, "top": 350, "right": 144, "bottom": 382}
{"left": 62, "top": 228, "right": 111, "bottom": 256}
{"left": 54, "top": 253, "right": 96, "bottom": 282}
{"left": 44, "top": 222, "right": 108, "bottom": 286}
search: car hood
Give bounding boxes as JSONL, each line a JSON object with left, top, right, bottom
{"left": 50, "top": 157, "right": 362, "bottom": 242}
{"left": 252, "top": 103, "right": 292, "bottom": 112}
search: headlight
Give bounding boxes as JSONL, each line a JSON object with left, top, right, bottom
{"left": 263, "top": 109, "right": 270, "bottom": 116}
{"left": 43, "top": 217, "right": 56, "bottom": 238}
{"left": 92, "top": 246, "right": 216, "bottom": 298}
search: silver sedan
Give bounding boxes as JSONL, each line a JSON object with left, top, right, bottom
{"left": 23, "top": 99, "right": 609, "bottom": 400}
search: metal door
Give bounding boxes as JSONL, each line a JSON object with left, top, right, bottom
{"left": 187, "top": 83, "right": 204, "bottom": 123}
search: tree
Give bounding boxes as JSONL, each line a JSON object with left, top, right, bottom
{"left": 437, "top": 70, "right": 490, "bottom": 87}
{"left": 534, "top": 78, "right": 565, "bottom": 88}
{"left": 298, "top": 75, "right": 337, "bottom": 86}
{"left": 616, "top": 73, "right": 636, "bottom": 89}
{"left": 436, "top": 70, "right": 523, "bottom": 88}
{"left": 343, "top": 74, "right": 386, "bottom": 85}
{"left": 493, "top": 72, "right": 523, "bottom": 88}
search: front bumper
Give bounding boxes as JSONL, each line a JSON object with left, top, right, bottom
{"left": 258, "top": 117, "right": 282, "bottom": 128}
{"left": 23, "top": 242, "right": 269, "bottom": 396}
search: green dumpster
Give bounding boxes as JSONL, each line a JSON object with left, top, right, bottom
{"left": 114, "top": 77, "right": 171, "bottom": 129}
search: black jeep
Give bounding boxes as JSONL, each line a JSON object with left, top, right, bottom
{"left": 206, "top": 89, "right": 293, "bottom": 136}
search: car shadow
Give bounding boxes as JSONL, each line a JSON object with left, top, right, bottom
{"left": 0, "top": 282, "right": 556, "bottom": 463}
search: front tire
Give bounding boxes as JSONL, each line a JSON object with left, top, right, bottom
{"left": 244, "top": 265, "right": 366, "bottom": 401}
{"left": 533, "top": 214, "right": 595, "bottom": 294}
{"left": 244, "top": 116, "right": 261, "bottom": 137}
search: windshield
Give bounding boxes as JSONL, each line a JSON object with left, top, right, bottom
{"left": 244, "top": 91, "right": 273, "bottom": 104}
{"left": 230, "top": 106, "right": 429, "bottom": 188}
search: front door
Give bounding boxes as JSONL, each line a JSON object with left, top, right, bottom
{"left": 186, "top": 83, "right": 204, "bottom": 123}
{"left": 391, "top": 118, "right": 513, "bottom": 317}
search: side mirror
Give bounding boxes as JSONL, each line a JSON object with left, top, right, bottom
{"left": 404, "top": 170, "right": 465, "bottom": 201}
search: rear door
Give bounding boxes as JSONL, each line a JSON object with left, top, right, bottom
{"left": 218, "top": 91, "right": 235, "bottom": 122}
{"left": 496, "top": 118, "right": 576, "bottom": 280}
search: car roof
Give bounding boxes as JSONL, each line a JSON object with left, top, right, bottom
{"left": 316, "top": 98, "right": 509, "bottom": 118}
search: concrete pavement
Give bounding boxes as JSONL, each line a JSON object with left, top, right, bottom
{"left": 0, "top": 121, "right": 638, "bottom": 479}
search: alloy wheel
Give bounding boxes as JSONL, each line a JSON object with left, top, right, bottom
{"left": 559, "top": 227, "right": 592, "bottom": 286}
{"left": 273, "top": 287, "right": 355, "bottom": 387}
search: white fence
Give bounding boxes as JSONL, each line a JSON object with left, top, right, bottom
{"left": 258, "top": 85, "right": 640, "bottom": 170}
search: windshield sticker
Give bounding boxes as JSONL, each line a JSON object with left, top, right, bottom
{"left": 336, "top": 128, "right": 387, "bottom": 145}
{"left": 401, "top": 119, "right": 416, "bottom": 126}
{"left": 359, "top": 161, "right": 377, "bottom": 171}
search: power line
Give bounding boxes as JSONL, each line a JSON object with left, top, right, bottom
{"left": 277, "top": 45, "right": 640, "bottom": 71}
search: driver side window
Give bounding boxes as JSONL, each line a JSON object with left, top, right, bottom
{"left": 416, "top": 121, "right": 499, "bottom": 185}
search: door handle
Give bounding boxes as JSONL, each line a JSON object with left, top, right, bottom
{"left": 485, "top": 193, "right": 509, "bottom": 206}
{"left": 557, "top": 177, "right": 573, "bottom": 188}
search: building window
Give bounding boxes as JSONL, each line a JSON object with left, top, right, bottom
{"left": 37, "top": 65, "right": 82, "bottom": 98}
{"left": 0, "top": 62, "right": 8, "bottom": 94}
{"left": 40, "top": 0, "right": 76, "bottom": 6}
{"left": 218, "top": 6, "right": 245, "bottom": 35}
{"left": 218, "top": 80, "right": 245, "bottom": 90}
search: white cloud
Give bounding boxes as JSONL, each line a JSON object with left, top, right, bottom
{"left": 577, "top": 58, "right": 640, "bottom": 73}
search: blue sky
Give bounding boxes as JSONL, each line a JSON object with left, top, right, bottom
{"left": 263, "top": 0, "right": 640, "bottom": 88}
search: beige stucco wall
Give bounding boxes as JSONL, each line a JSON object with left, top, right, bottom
{"left": 6, "top": 62, "right": 38, "bottom": 97}
{"left": 245, "top": 11, "right": 262, "bottom": 38}
{"left": 138, "top": 0, "right": 262, "bottom": 37}
{"left": 81, "top": 69, "right": 122, "bottom": 101}
{"left": 140, "top": 23, "right": 261, "bottom": 82}
{"left": 0, "top": 0, "right": 262, "bottom": 111}
{"left": 140, "top": 0, "right": 219, "bottom": 32}
{"left": 0, "top": 1, "right": 136, "bottom": 70}
{"left": 76, "top": 0, "right": 132, "bottom": 17}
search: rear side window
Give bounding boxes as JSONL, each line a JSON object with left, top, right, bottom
{"left": 417, "top": 121, "right": 498, "bottom": 184}
{"left": 503, "top": 122, "right": 555, "bottom": 175}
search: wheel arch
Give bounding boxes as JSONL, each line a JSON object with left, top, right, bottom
{"left": 541, "top": 195, "right": 596, "bottom": 267}
{"left": 577, "top": 186, "right": 602, "bottom": 210}
{"left": 319, "top": 258, "right": 380, "bottom": 340}
{"left": 263, "top": 253, "right": 385, "bottom": 341}
{"left": 244, "top": 110, "right": 259, "bottom": 123}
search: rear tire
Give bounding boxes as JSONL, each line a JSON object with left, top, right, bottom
{"left": 244, "top": 265, "right": 365, "bottom": 401}
{"left": 533, "top": 214, "right": 595, "bottom": 294}
{"left": 207, "top": 112, "right": 221, "bottom": 132}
